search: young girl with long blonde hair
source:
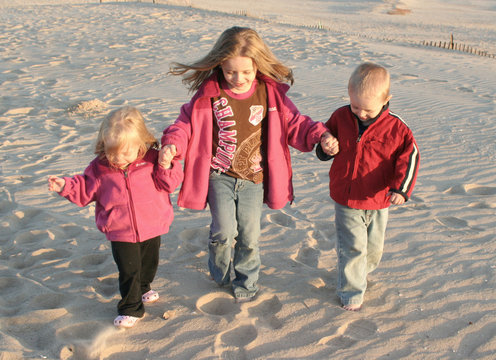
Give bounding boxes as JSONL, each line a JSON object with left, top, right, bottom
{"left": 162, "top": 27, "right": 332, "bottom": 302}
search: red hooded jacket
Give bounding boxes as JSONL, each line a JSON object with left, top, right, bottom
{"left": 324, "top": 105, "right": 420, "bottom": 210}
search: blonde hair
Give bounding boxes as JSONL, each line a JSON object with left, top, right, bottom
{"left": 95, "top": 106, "right": 158, "bottom": 160}
{"left": 348, "top": 62, "right": 390, "bottom": 101}
{"left": 169, "top": 26, "right": 294, "bottom": 92}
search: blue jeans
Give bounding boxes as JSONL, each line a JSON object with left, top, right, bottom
{"left": 207, "top": 172, "right": 263, "bottom": 299}
{"left": 334, "top": 202, "right": 388, "bottom": 306}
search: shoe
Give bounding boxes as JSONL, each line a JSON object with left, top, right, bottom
{"left": 113, "top": 315, "right": 140, "bottom": 328}
{"left": 234, "top": 291, "right": 259, "bottom": 303}
{"left": 142, "top": 290, "right": 159, "bottom": 303}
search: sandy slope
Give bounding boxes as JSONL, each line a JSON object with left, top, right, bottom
{"left": 0, "top": 1, "right": 495, "bottom": 359}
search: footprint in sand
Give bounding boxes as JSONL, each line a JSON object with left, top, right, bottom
{"left": 13, "top": 229, "right": 55, "bottom": 246}
{"left": 444, "top": 183, "right": 496, "bottom": 196}
{"left": 0, "top": 276, "right": 59, "bottom": 315}
{"left": 312, "top": 221, "right": 337, "bottom": 250}
{"left": 70, "top": 253, "right": 108, "bottom": 268}
{"left": 248, "top": 295, "right": 284, "bottom": 329}
{"left": 176, "top": 226, "right": 209, "bottom": 256}
{"left": 56, "top": 321, "right": 103, "bottom": 342}
{"left": 213, "top": 295, "right": 284, "bottom": 357}
{"left": 266, "top": 212, "right": 296, "bottom": 228}
{"left": 196, "top": 292, "right": 240, "bottom": 317}
{"left": 0, "top": 199, "right": 16, "bottom": 216}
{"left": 396, "top": 73, "right": 419, "bottom": 81}
{"left": 433, "top": 216, "right": 485, "bottom": 232}
{"left": 199, "top": 292, "right": 285, "bottom": 358}
{"left": 29, "top": 292, "right": 70, "bottom": 311}
{"left": 58, "top": 223, "right": 85, "bottom": 239}
{"left": 468, "top": 201, "right": 496, "bottom": 209}
{"left": 435, "top": 216, "right": 469, "bottom": 229}
{"left": 214, "top": 322, "right": 258, "bottom": 359}
{"left": 57, "top": 322, "right": 116, "bottom": 360}
{"left": 456, "top": 86, "right": 475, "bottom": 93}
{"left": 31, "top": 248, "right": 72, "bottom": 263}
{"left": 92, "top": 273, "right": 118, "bottom": 299}
{"left": 318, "top": 319, "right": 378, "bottom": 347}
{"left": 219, "top": 323, "right": 258, "bottom": 347}
{"left": 5, "top": 308, "right": 67, "bottom": 351}
{"left": 291, "top": 246, "right": 321, "bottom": 268}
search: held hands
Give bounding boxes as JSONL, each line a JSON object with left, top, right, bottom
{"left": 388, "top": 191, "right": 405, "bottom": 205}
{"left": 320, "top": 132, "right": 339, "bottom": 156}
{"left": 158, "top": 144, "right": 177, "bottom": 169}
{"left": 48, "top": 176, "right": 66, "bottom": 193}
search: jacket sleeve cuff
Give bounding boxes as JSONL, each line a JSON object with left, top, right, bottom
{"left": 316, "top": 143, "right": 333, "bottom": 161}
{"left": 390, "top": 189, "right": 409, "bottom": 201}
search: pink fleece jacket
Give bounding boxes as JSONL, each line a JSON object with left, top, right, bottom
{"left": 58, "top": 148, "right": 183, "bottom": 242}
{"left": 161, "top": 72, "right": 327, "bottom": 210}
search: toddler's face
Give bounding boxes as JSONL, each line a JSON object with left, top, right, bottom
{"left": 349, "top": 89, "right": 391, "bottom": 122}
{"left": 221, "top": 56, "right": 257, "bottom": 94}
{"left": 106, "top": 141, "right": 141, "bottom": 169}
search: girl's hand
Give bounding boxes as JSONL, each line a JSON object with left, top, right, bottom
{"left": 320, "top": 132, "right": 339, "bottom": 156}
{"left": 159, "top": 144, "right": 177, "bottom": 169}
{"left": 48, "top": 176, "right": 66, "bottom": 192}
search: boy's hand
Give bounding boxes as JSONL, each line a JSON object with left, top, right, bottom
{"left": 159, "top": 144, "right": 177, "bottom": 169}
{"left": 48, "top": 176, "right": 66, "bottom": 192}
{"left": 320, "top": 132, "right": 339, "bottom": 156}
{"left": 388, "top": 192, "right": 405, "bottom": 205}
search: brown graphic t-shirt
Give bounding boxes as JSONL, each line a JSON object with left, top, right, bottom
{"left": 211, "top": 78, "right": 267, "bottom": 184}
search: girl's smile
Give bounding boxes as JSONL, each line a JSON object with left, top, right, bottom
{"left": 220, "top": 56, "right": 257, "bottom": 94}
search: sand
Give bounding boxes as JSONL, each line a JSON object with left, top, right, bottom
{"left": 0, "top": 0, "right": 495, "bottom": 359}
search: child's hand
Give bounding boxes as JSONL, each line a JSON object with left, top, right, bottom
{"left": 159, "top": 144, "right": 177, "bottom": 169}
{"left": 48, "top": 176, "right": 66, "bottom": 192}
{"left": 388, "top": 191, "right": 405, "bottom": 205}
{"left": 320, "top": 132, "right": 339, "bottom": 156}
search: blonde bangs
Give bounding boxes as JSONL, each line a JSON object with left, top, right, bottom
{"left": 95, "top": 106, "right": 157, "bottom": 160}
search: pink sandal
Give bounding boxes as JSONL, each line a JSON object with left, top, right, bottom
{"left": 114, "top": 315, "right": 140, "bottom": 328}
{"left": 142, "top": 290, "right": 159, "bottom": 303}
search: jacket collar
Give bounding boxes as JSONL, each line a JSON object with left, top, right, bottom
{"left": 351, "top": 101, "right": 390, "bottom": 126}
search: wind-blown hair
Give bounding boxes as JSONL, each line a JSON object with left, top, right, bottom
{"left": 169, "top": 26, "right": 294, "bottom": 92}
{"left": 94, "top": 106, "right": 158, "bottom": 161}
{"left": 348, "top": 62, "right": 390, "bottom": 101}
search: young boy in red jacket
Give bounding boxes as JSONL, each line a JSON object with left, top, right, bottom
{"left": 318, "top": 62, "right": 420, "bottom": 311}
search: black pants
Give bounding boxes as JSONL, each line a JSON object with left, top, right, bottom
{"left": 111, "top": 236, "right": 161, "bottom": 317}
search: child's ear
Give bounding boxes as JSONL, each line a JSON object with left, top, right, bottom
{"left": 385, "top": 94, "right": 392, "bottom": 104}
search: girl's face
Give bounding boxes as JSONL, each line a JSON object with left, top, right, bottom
{"left": 106, "top": 140, "right": 141, "bottom": 169}
{"left": 349, "top": 88, "right": 391, "bottom": 122}
{"left": 221, "top": 56, "right": 257, "bottom": 94}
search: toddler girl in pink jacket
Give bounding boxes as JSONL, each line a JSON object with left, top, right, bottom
{"left": 48, "top": 106, "right": 183, "bottom": 328}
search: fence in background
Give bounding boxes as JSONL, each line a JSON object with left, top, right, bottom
{"left": 420, "top": 34, "right": 495, "bottom": 59}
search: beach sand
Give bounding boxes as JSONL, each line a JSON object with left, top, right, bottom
{"left": 0, "top": 1, "right": 495, "bottom": 359}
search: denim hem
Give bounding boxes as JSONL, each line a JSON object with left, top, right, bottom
{"left": 340, "top": 300, "right": 363, "bottom": 306}
{"left": 338, "top": 291, "right": 364, "bottom": 306}
{"left": 233, "top": 287, "right": 258, "bottom": 299}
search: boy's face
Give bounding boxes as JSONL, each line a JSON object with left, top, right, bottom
{"left": 349, "top": 88, "right": 391, "bottom": 122}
